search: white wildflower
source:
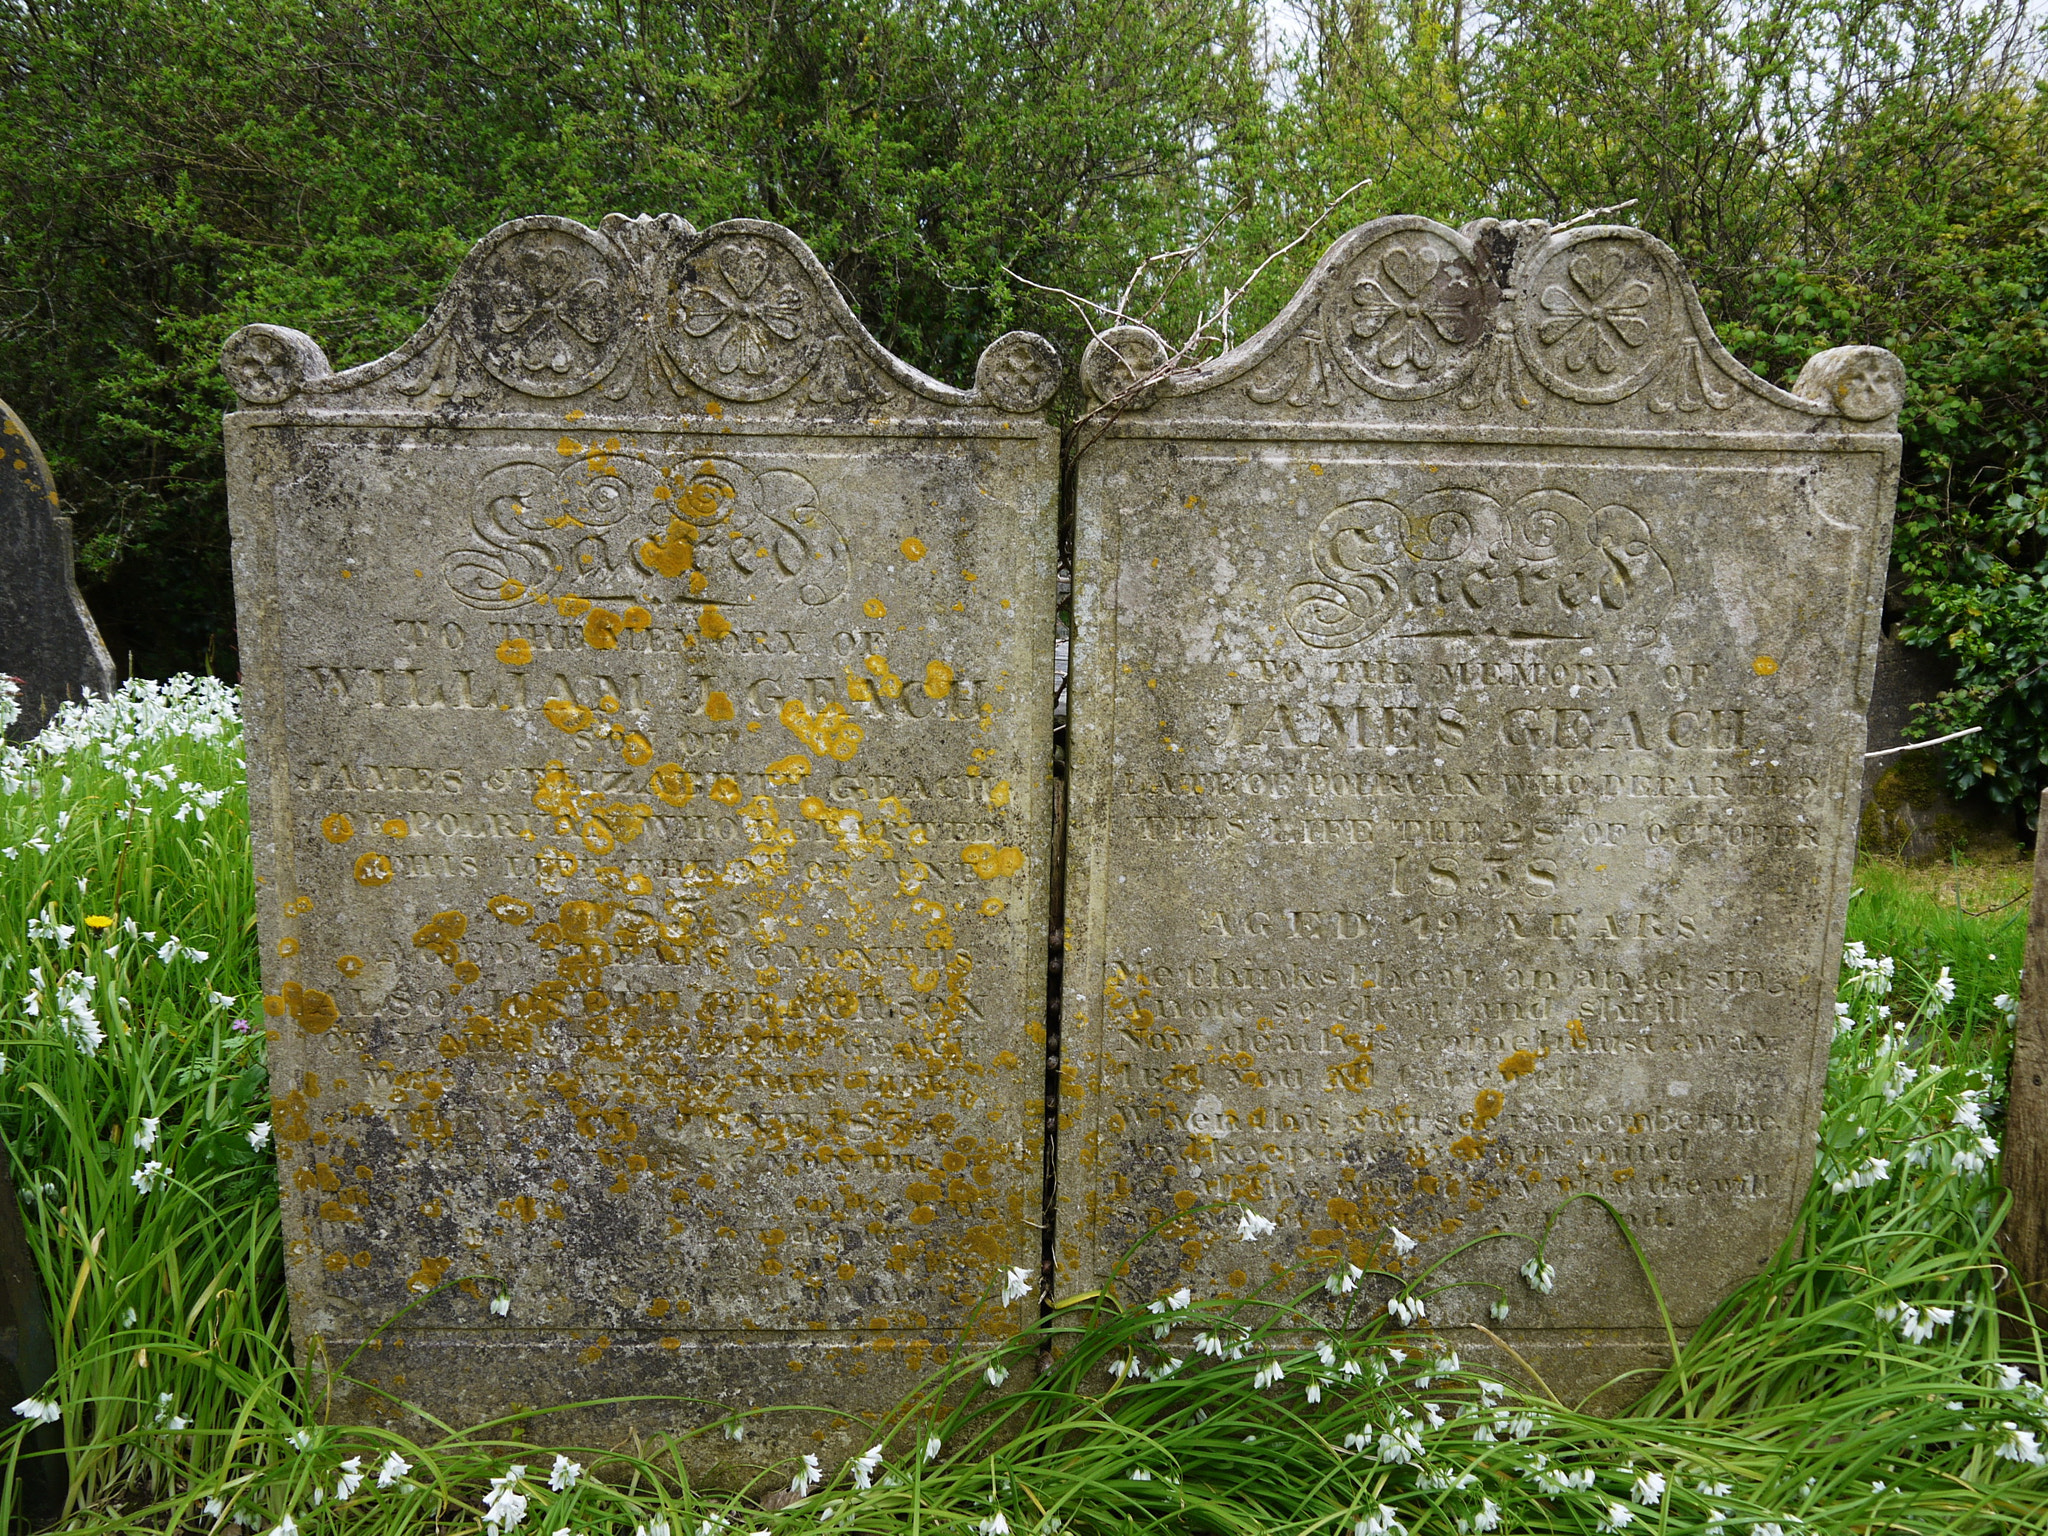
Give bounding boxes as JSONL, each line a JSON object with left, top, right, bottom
{"left": 1995, "top": 1422, "right": 2046, "bottom": 1465}
{"left": 335, "top": 1459, "right": 364, "bottom": 1501}
{"left": 1326, "top": 1264, "right": 1364, "bottom": 1296}
{"left": 790, "top": 1453, "right": 821, "bottom": 1494}
{"left": 264, "top": 1518, "right": 298, "bottom": 1536}
{"left": 490, "top": 1292, "right": 510, "bottom": 1316}
{"left": 376, "top": 1451, "right": 411, "bottom": 1488}
{"left": 249, "top": 1121, "right": 272, "bottom": 1150}
{"left": 12, "top": 1397, "right": 59, "bottom": 1425}
{"left": 130, "top": 1160, "right": 166, "bottom": 1194}
{"left": 1235, "top": 1209, "right": 1277, "bottom": 1241}
{"left": 1355, "top": 1506, "right": 1406, "bottom": 1536}
{"left": 1463, "top": 1498, "right": 1501, "bottom": 1533}
{"left": 1928, "top": 967, "right": 1956, "bottom": 1011}
{"left": 1388, "top": 1226, "right": 1418, "bottom": 1255}
{"left": 1253, "top": 1359, "right": 1285, "bottom": 1389}
{"left": 1386, "top": 1294, "right": 1426, "bottom": 1326}
{"left": 291, "top": 1429, "right": 314, "bottom": 1452}
{"left": 1521, "top": 1258, "right": 1555, "bottom": 1294}
{"left": 975, "top": 1517, "right": 1010, "bottom": 1536}
{"left": 1596, "top": 1502, "right": 1634, "bottom": 1532}
{"left": 1126, "top": 1468, "right": 1152, "bottom": 1481}
{"left": 1996, "top": 1363, "right": 2026, "bottom": 1391}
{"left": 851, "top": 1446, "right": 883, "bottom": 1489}
{"left": 548, "top": 1455, "right": 582, "bottom": 1491}
{"left": 1377, "top": 1425, "right": 1422, "bottom": 1465}
{"left": 483, "top": 1466, "right": 529, "bottom": 1531}
{"left": 984, "top": 1363, "right": 1009, "bottom": 1387}
{"left": 132, "top": 1116, "right": 160, "bottom": 1151}
{"left": 1632, "top": 1470, "right": 1665, "bottom": 1504}
{"left": 1000, "top": 1266, "right": 1032, "bottom": 1305}
{"left": 924, "top": 1433, "right": 942, "bottom": 1462}
{"left": 1489, "top": 1300, "right": 1510, "bottom": 1321}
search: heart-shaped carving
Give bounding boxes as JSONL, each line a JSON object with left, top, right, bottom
{"left": 514, "top": 247, "right": 574, "bottom": 297}
{"left": 1379, "top": 244, "right": 1441, "bottom": 298}
{"left": 1568, "top": 249, "right": 1626, "bottom": 303}
{"left": 718, "top": 244, "right": 773, "bottom": 297}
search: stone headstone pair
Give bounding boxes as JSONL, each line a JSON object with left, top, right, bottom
{"left": 219, "top": 212, "right": 1902, "bottom": 1454}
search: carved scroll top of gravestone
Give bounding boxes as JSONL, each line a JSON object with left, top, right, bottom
{"left": 1078, "top": 216, "right": 1903, "bottom": 426}
{"left": 221, "top": 213, "right": 1062, "bottom": 417}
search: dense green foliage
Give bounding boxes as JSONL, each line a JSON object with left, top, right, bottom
{"left": 2, "top": 684, "right": 2045, "bottom": 1533}
{"left": 0, "top": 0, "right": 2045, "bottom": 795}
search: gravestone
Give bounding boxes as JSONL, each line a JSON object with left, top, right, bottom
{"left": 222, "top": 214, "right": 1062, "bottom": 1455}
{"left": 1058, "top": 217, "right": 1900, "bottom": 1399}
{"left": 0, "top": 398, "right": 116, "bottom": 740}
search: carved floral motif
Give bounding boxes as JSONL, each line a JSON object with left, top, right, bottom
{"left": 469, "top": 228, "right": 628, "bottom": 398}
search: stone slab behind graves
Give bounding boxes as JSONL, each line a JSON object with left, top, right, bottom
{"left": 0, "top": 398, "right": 116, "bottom": 740}
{"left": 222, "top": 215, "right": 1063, "bottom": 1457}
{"left": 1057, "top": 216, "right": 1902, "bottom": 1400}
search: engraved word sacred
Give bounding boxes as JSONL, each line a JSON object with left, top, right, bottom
{"left": 1284, "top": 487, "right": 1675, "bottom": 650}
{"left": 444, "top": 449, "right": 849, "bottom": 613}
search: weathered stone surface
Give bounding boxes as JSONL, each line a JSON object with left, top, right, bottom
{"left": 1058, "top": 217, "right": 1899, "bottom": 1399}
{"left": 222, "top": 215, "right": 1061, "bottom": 1457}
{"left": 0, "top": 398, "right": 115, "bottom": 740}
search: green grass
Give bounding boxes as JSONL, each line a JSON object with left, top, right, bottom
{"left": 1, "top": 678, "right": 2045, "bottom": 1535}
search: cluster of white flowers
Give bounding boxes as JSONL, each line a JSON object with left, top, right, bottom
{"left": 1842, "top": 941, "right": 1895, "bottom": 997}
{"left": 1385, "top": 1294, "right": 1426, "bottom": 1326}
{"left": 1827, "top": 1155, "right": 1891, "bottom": 1193}
{"left": 1520, "top": 1258, "right": 1556, "bottom": 1295}
{"left": 2, "top": 676, "right": 241, "bottom": 803}
{"left": 1876, "top": 1300, "right": 1958, "bottom": 1343}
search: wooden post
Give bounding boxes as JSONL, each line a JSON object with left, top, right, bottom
{"left": 2005, "top": 788, "right": 2048, "bottom": 1308}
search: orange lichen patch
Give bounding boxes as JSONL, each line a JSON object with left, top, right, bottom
{"left": 988, "top": 780, "right": 1012, "bottom": 808}
{"left": 961, "top": 844, "right": 1024, "bottom": 879}
{"left": 544, "top": 697, "right": 597, "bottom": 733}
{"left": 648, "top": 763, "right": 695, "bottom": 806}
{"left": 709, "top": 776, "right": 742, "bottom": 806}
{"left": 335, "top": 954, "right": 365, "bottom": 978}
{"left": 413, "top": 911, "right": 468, "bottom": 964}
{"left": 979, "top": 898, "right": 1006, "bottom": 916}
{"left": 863, "top": 598, "right": 887, "bottom": 618}
{"left": 496, "top": 637, "right": 534, "bottom": 666}
{"left": 285, "top": 896, "right": 314, "bottom": 916}
{"left": 619, "top": 732, "right": 654, "bottom": 766}
{"left": 278, "top": 936, "right": 300, "bottom": 957}
{"left": 863, "top": 655, "right": 904, "bottom": 698}
{"left": 660, "top": 1336, "right": 682, "bottom": 1350}
{"left": 381, "top": 818, "right": 410, "bottom": 838}
{"left": 621, "top": 605, "right": 652, "bottom": 630}
{"left": 900, "top": 536, "right": 927, "bottom": 561}
{"left": 637, "top": 515, "right": 700, "bottom": 579}
{"left": 488, "top": 894, "right": 534, "bottom": 925}
{"left": 1566, "top": 1017, "right": 1589, "bottom": 1047}
{"left": 555, "top": 594, "right": 594, "bottom": 619}
{"left": 780, "top": 698, "right": 864, "bottom": 760}
{"left": 1471, "top": 1089, "right": 1505, "bottom": 1131}
{"left": 500, "top": 579, "right": 526, "bottom": 601}
{"left": 1498, "top": 1050, "right": 1541, "bottom": 1082}
{"left": 705, "top": 691, "right": 736, "bottom": 722}
{"left": 407, "top": 1255, "right": 452, "bottom": 1294}
{"left": 1753, "top": 655, "right": 1778, "bottom": 676}
{"left": 765, "top": 754, "right": 811, "bottom": 785}
{"left": 698, "top": 604, "right": 734, "bottom": 642}
{"left": 321, "top": 813, "right": 354, "bottom": 844}
{"left": 453, "top": 961, "right": 481, "bottom": 985}
{"left": 269, "top": 981, "right": 340, "bottom": 1034}
{"left": 353, "top": 852, "right": 395, "bottom": 887}
{"left": 583, "top": 608, "right": 625, "bottom": 650}
{"left": 924, "top": 660, "right": 955, "bottom": 698}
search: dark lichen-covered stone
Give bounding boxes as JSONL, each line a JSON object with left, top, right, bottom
{"left": 0, "top": 399, "right": 115, "bottom": 739}
{"left": 222, "top": 214, "right": 1062, "bottom": 1464}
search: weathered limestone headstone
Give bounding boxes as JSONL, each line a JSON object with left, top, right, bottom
{"left": 0, "top": 398, "right": 116, "bottom": 740}
{"left": 1059, "top": 217, "right": 1901, "bottom": 1398}
{"left": 222, "top": 215, "right": 1061, "bottom": 1453}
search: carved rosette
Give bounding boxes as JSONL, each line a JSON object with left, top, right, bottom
{"left": 976, "top": 331, "right": 1062, "bottom": 412}
{"left": 1513, "top": 231, "right": 1676, "bottom": 404}
{"left": 221, "top": 325, "right": 332, "bottom": 405}
{"left": 469, "top": 223, "right": 631, "bottom": 398}
{"left": 665, "top": 237, "right": 819, "bottom": 402}
{"left": 1321, "top": 225, "right": 1492, "bottom": 399}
